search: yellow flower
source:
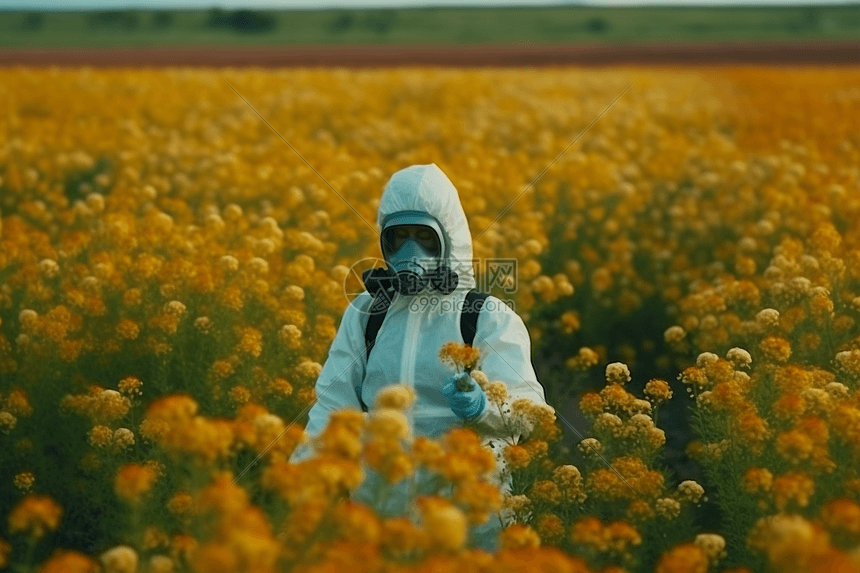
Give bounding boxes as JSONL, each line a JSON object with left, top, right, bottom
{"left": 366, "top": 408, "right": 411, "bottom": 441}
{"left": 676, "top": 480, "right": 705, "bottom": 504}
{"left": 111, "top": 428, "right": 135, "bottom": 452}
{"left": 529, "top": 480, "right": 562, "bottom": 506}
{"left": 115, "top": 463, "right": 158, "bottom": 504}
{"left": 552, "top": 465, "right": 586, "bottom": 503}
{"left": 600, "top": 383, "right": 635, "bottom": 412}
{"left": 819, "top": 498, "right": 860, "bottom": 547}
{"left": 0, "top": 538, "right": 10, "bottom": 569}
{"left": 759, "top": 336, "right": 792, "bottom": 363}
{"left": 439, "top": 341, "right": 481, "bottom": 371}
{"left": 209, "top": 359, "right": 235, "bottom": 382}
{"left": 521, "top": 439, "right": 549, "bottom": 461}
{"left": 500, "top": 524, "right": 541, "bottom": 550}
{"left": 484, "top": 381, "right": 509, "bottom": 407}
{"left": 664, "top": 326, "right": 686, "bottom": 343}
{"left": 627, "top": 499, "right": 654, "bottom": 521}
{"left": 14, "top": 471, "right": 35, "bottom": 492}
{"left": 605, "top": 362, "right": 632, "bottom": 385}
{"left": 228, "top": 385, "right": 251, "bottom": 404}
{"left": 294, "top": 360, "right": 322, "bottom": 384}
{"left": 88, "top": 425, "right": 114, "bottom": 448}
{"left": 606, "top": 520, "right": 642, "bottom": 554}
{"left": 644, "top": 379, "right": 672, "bottom": 404}
{"left": 743, "top": 467, "right": 773, "bottom": 494}
{"left": 566, "top": 347, "right": 600, "bottom": 370}
{"left": 411, "top": 436, "right": 445, "bottom": 469}
{"left": 775, "top": 429, "right": 815, "bottom": 464}
{"left": 99, "top": 546, "right": 138, "bottom": 573}
{"left": 694, "top": 533, "right": 726, "bottom": 562}
{"left": 94, "top": 389, "right": 131, "bottom": 423}
{"left": 578, "top": 392, "right": 605, "bottom": 417}
{"left": 35, "top": 550, "right": 99, "bottom": 573}
{"left": 5, "top": 389, "right": 33, "bottom": 417}
{"left": 503, "top": 444, "right": 531, "bottom": 470}
{"left": 416, "top": 496, "right": 468, "bottom": 553}
{"left": 772, "top": 392, "right": 808, "bottom": 422}
{"left": 453, "top": 478, "right": 502, "bottom": 525}
{"left": 332, "top": 501, "right": 381, "bottom": 546}
{"left": 655, "top": 498, "right": 681, "bottom": 519}
{"left": 655, "top": 543, "right": 709, "bottom": 573}
{"left": 381, "top": 517, "right": 426, "bottom": 557}
{"left": 772, "top": 472, "right": 816, "bottom": 510}
{"left": 167, "top": 491, "right": 195, "bottom": 519}
{"left": 578, "top": 437, "right": 603, "bottom": 458}
{"left": 470, "top": 370, "right": 489, "bottom": 388}
{"left": 678, "top": 366, "right": 710, "bottom": 390}
{"left": 117, "top": 376, "right": 143, "bottom": 397}
{"left": 0, "top": 411, "right": 17, "bottom": 433}
{"left": 142, "top": 526, "right": 170, "bottom": 550}
{"left": 569, "top": 516, "right": 607, "bottom": 550}
{"left": 194, "top": 316, "right": 214, "bottom": 333}
{"left": 374, "top": 384, "right": 416, "bottom": 410}
{"left": 8, "top": 495, "right": 63, "bottom": 539}
{"left": 236, "top": 326, "right": 263, "bottom": 357}
{"left": 115, "top": 318, "right": 140, "bottom": 341}
{"left": 534, "top": 513, "right": 566, "bottom": 545}
{"left": 835, "top": 349, "right": 860, "bottom": 378}
{"left": 748, "top": 513, "right": 832, "bottom": 572}
{"left": 147, "top": 555, "right": 175, "bottom": 573}
{"left": 736, "top": 410, "right": 770, "bottom": 445}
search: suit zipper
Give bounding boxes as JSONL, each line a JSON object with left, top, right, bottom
{"left": 401, "top": 303, "right": 421, "bottom": 388}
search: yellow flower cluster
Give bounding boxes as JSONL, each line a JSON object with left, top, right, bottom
{"left": 579, "top": 362, "right": 666, "bottom": 456}
{"left": 7, "top": 495, "right": 63, "bottom": 539}
{"left": 748, "top": 512, "right": 860, "bottom": 573}
{"left": 439, "top": 341, "right": 482, "bottom": 373}
{"left": 2, "top": 65, "right": 860, "bottom": 572}
{"left": 569, "top": 516, "right": 642, "bottom": 567}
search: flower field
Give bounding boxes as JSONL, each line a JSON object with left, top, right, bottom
{"left": 1, "top": 66, "right": 860, "bottom": 573}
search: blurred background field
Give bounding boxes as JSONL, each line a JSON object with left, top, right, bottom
{"left": 1, "top": 3, "right": 860, "bottom": 48}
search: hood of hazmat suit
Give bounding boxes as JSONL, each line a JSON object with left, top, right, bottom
{"left": 290, "top": 164, "right": 550, "bottom": 542}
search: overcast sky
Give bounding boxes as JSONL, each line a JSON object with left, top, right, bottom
{"left": 0, "top": 0, "right": 853, "bottom": 9}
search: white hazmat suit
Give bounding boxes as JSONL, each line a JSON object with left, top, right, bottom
{"left": 290, "top": 163, "right": 550, "bottom": 550}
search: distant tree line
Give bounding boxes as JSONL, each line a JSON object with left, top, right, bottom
{"left": 328, "top": 10, "right": 398, "bottom": 34}
{"left": 82, "top": 10, "right": 175, "bottom": 31}
{"left": 10, "top": 7, "right": 833, "bottom": 37}
{"left": 205, "top": 9, "right": 278, "bottom": 33}
{"left": 18, "top": 12, "right": 45, "bottom": 31}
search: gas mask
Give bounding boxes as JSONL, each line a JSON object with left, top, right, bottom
{"left": 363, "top": 211, "right": 460, "bottom": 299}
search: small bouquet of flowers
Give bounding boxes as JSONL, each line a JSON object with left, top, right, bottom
{"left": 438, "top": 341, "right": 481, "bottom": 391}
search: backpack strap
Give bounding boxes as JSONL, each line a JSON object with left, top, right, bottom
{"left": 461, "top": 289, "right": 488, "bottom": 347}
{"left": 360, "top": 295, "right": 391, "bottom": 412}
{"left": 365, "top": 304, "right": 389, "bottom": 362}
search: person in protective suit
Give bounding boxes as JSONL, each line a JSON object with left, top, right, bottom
{"left": 289, "top": 163, "right": 550, "bottom": 551}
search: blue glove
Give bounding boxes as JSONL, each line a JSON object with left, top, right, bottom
{"left": 442, "top": 372, "right": 487, "bottom": 421}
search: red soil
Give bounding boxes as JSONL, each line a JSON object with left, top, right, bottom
{"left": 1, "top": 41, "right": 858, "bottom": 67}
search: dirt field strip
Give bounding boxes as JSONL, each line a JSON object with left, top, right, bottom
{"left": 1, "top": 40, "right": 859, "bottom": 67}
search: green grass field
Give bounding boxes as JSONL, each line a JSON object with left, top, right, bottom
{"left": 1, "top": 4, "right": 859, "bottom": 48}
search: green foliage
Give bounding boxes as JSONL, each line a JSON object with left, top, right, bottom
{"left": 3, "top": 5, "right": 860, "bottom": 48}
{"left": 85, "top": 10, "right": 140, "bottom": 31}
{"left": 151, "top": 11, "right": 174, "bottom": 30}
{"left": 205, "top": 8, "right": 277, "bottom": 33}
{"left": 18, "top": 12, "right": 45, "bottom": 32}
{"left": 584, "top": 17, "right": 610, "bottom": 34}
{"left": 330, "top": 12, "right": 355, "bottom": 33}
